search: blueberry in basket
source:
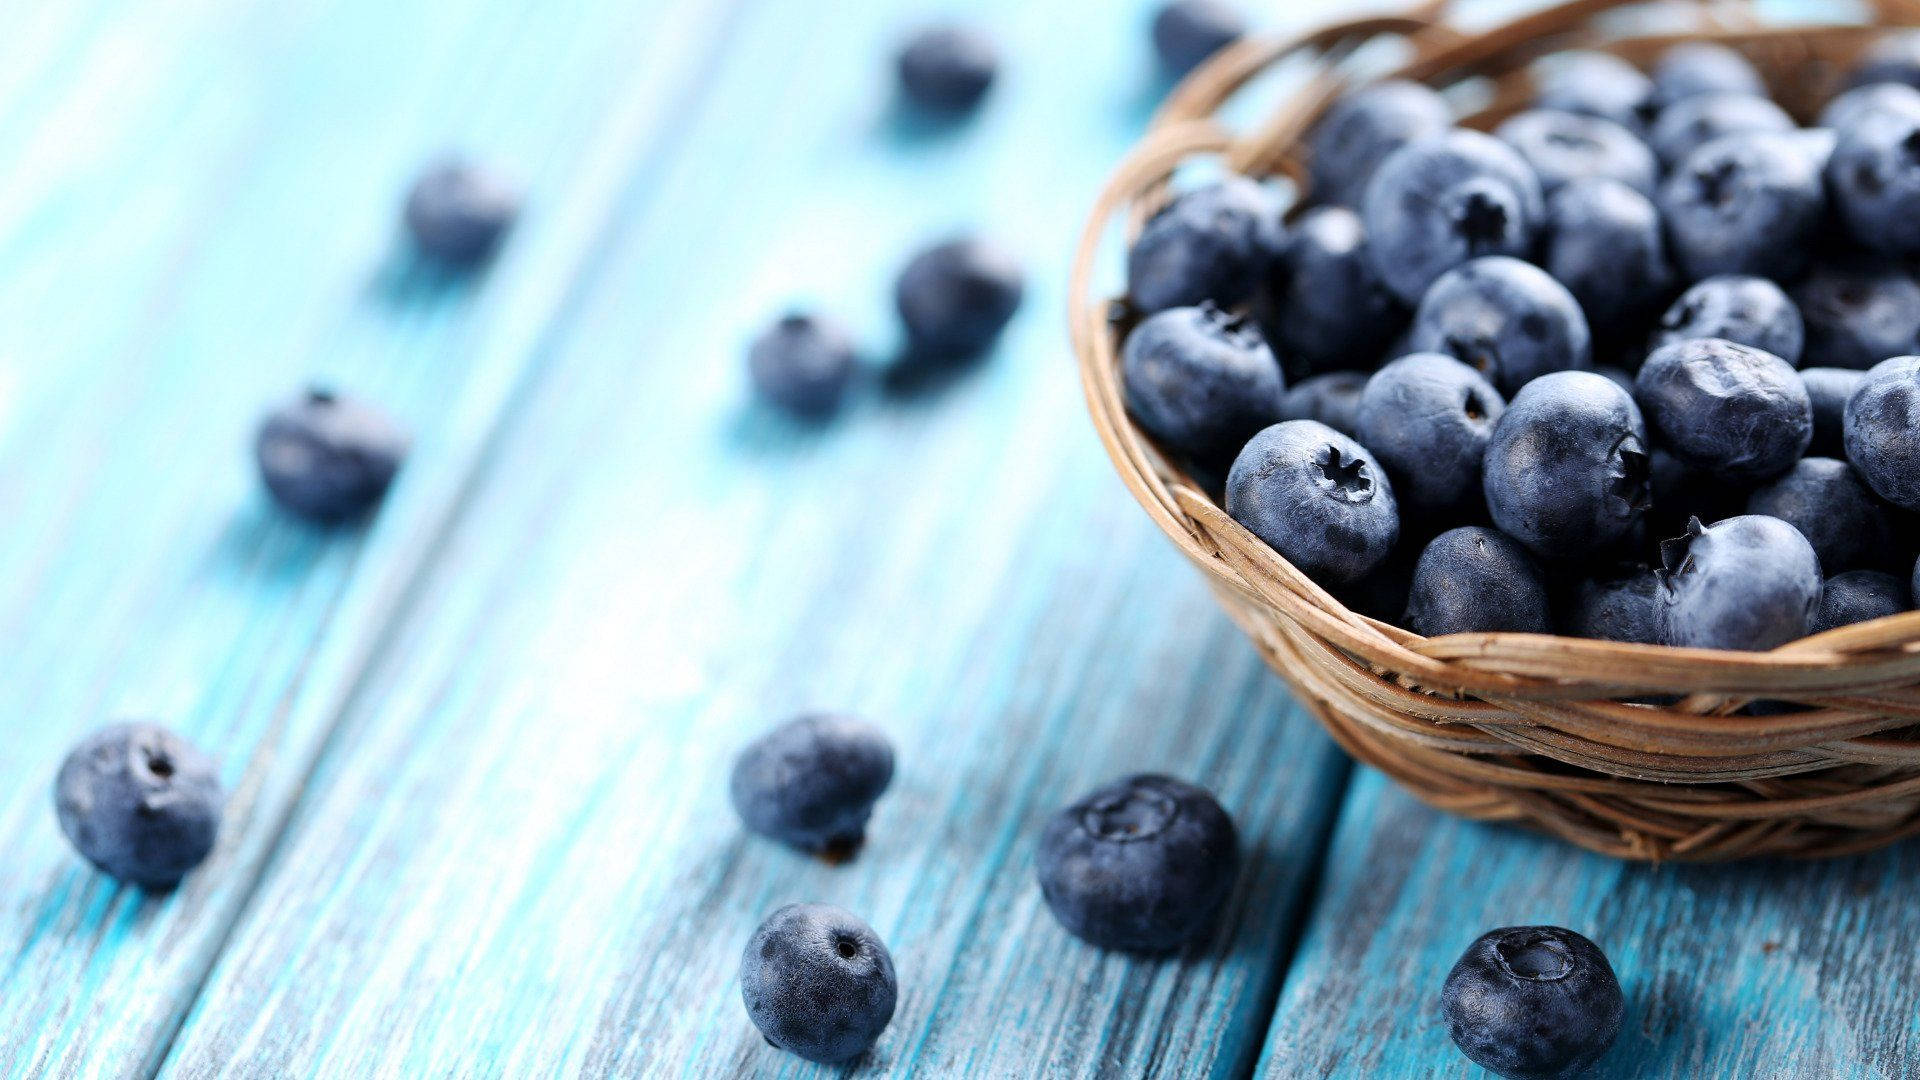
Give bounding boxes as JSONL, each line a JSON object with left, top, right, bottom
{"left": 1658, "top": 131, "right": 1825, "bottom": 283}
{"left": 1791, "top": 259, "right": 1920, "bottom": 371}
{"left": 1361, "top": 128, "right": 1545, "bottom": 305}
{"left": 1653, "top": 275, "right": 1803, "bottom": 367}
{"left": 1635, "top": 337, "right": 1811, "bottom": 484}
{"left": 1127, "top": 177, "right": 1281, "bottom": 315}
{"left": 1354, "top": 352, "right": 1503, "bottom": 516}
{"left": 1541, "top": 179, "right": 1673, "bottom": 338}
{"left": 1482, "top": 371, "right": 1648, "bottom": 560}
{"left": 1407, "top": 255, "right": 1591, "bottom": 395}
{"left": 1404, "top": 526, "right": 1552, "bottom": 636}
{"left": 1533, "top": 51, "right": 1656, "bottom": 134}
{"left": 1122, "top": 302, "right": 1285, "bottom": 472}
{"left": 1256, "top": 205, "right": 1404, "bottom": 378}
{"left": 1306, "top": 79, "right": 1451, "bottom": 208}
{"left": 1661, "top": 515, "right": 1822, "bottom": 651}
{"left": 1226, "top": 420, "right": 1399, "bottom": 586}
{"left": 1845, "top": 354, "right": 1920, "bottom": 511}
{"left": 1494, "top": 109, "right": 1656, "bottom": 195}
{"left": 1647, "top": 91, "right": 1793, "bottom": 169}
{"left": 1812, "top": 569, "right": 1911, "bottom": 634}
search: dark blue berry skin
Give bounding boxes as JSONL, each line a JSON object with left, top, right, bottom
{"left": 1635, "top": 338, "right": 1811, "bottom": 484}
{"left": 403, "top": 160, "right": 518, "bottom": 265}
{"left": 748, "top": 313, "right": 858, "bottom": 417}
{"left": 1277, "top": 371, "right": 1367, "bottom": 437}
{"left": 1847, "top": 31, "right": 1920, "bottom": 91}
{"left": 1653, "top": 275, "right": 1803, "bottom": 367}
{"left": 1563, "top": 566, "right": 1667, "bottom": 644}
{"left": 1812, "top": 570, "right": 1910, "bottom": 633}
{"left": 1442, "top": 926, "right": 1624, "bottom": 1080}
{"left": 1227, "top": 420, "right": 1399, "bottom": 584}
{"left": 55, "top": 724, "right": 223, "bottom": 890}
{"left": 1404, "top": 527, "right": 1551, "bottom": 636}
{"left": 1647, "top": 92, "right": 1792, "bottom": 168}
{"left": 1913, "top": 552, "right": 1920, "bottom": 607}
{"left": 1122, "top": 303, "right": 1285, "bottom": 471}
{"left": 1820, "top": 81, "right": 1920, "bottom": 133}
{"left": 1355, "top": 353, "right": 1503, "bottom": 515}
{"left": 1150, "top": 0, "right": 1245, "bottom": 78}
{"left": 1652, "top": 42, "right": 1766, "bottom": 109}
{"left": 1494, "top": 110, "right": 1656, "bottom": 196}
{"left": 1746, "top": 457, "right": 1898, "bottom": 575}
{"left": 1801, "top": 367, "right": 1867, "bottom": 457}
{"left": 1307, "top": 80, "right": 1451, "bottom": 208}
{"left": 1543, "top": 179, "right": 1674, "bottom": 334}
{"left": 1127, "top": 178, "right": 1279, "bottom": 315}
{"left": 1534, "top": 51, "right": 1656, "bottom": 135}
{"left": 741, "top": 903, "right": 896, "bottom": 1064}
{"left": 1409, "top": 256, "right": 1591, "bottom": 396}
{"left": 1035, "top": 774, "right": 1238, "bottom": 953}
{"left": 1845, "top": 355, "right": 1920, "bottom": 510}
{"left": 1659, "top": 133, "right": 1824, "bottom": 283}
{"left": 1661, "top": 515, "right": 1822, "bottom": 650}
{"left": 1828, "top": 105, "right": 1920, "bottom": 256}
{"left": 1790, "top": 260, "right": 1920, "bottom": 371}
{"left": 729, "top": 716, "right": 894, "bottom": 853}
{"left": 1257, "top": 206, "right": 1404, "bottom": 378}
{"left": 895, "top": 25, "right": 998, "bottom": 115}
{"left": 1483, "top": 371, "right": 1649, "bottom": 560}
{"left": 1647, "top": 448, "right": 1748, "bottom": 546}
{"left": 896, "top": 236, "right": 1024, "bottom": 358}
{"left": 1362, "top": 129, "right": 1545, "bottom": 305}
{"left": 255, "top": 388, "right": 410, "bottom": 525}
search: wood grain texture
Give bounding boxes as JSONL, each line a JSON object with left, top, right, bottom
{"left": 158, "top": 0, "right": 1357, "bottom": 1075}
{"left": 1258, "top": 767, "right": 1920, "bottom": 1079}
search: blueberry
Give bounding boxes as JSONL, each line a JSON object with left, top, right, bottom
{"left": 1812, "top": 570, "right": 1910, "bottom": 633}
{"left": 729, "top": 716, "right": 894, "bottom": 854}
{"left": 747, "top": 312, "right": 858, "bottom": 417}
{"left": 403, "top": 159, "right": 518, "bottom": 265}
{"left": 1355, "top": 353, "right": 1502, "bottom": 515}
{"left": 895, "top": 25, "right": 998, "bottom": 115}
{"left": 1363, "top": 130, "right": 1545, "bottom": 305}
{"left": 1483, "top": 371, "right": 1649, "bottom": 560}
{"left": 1652, "top": 42, "right": 1765, "bottom": 109}
{"left": 1659, "top": 133, "right": 1824, "bottom": 283}
{"left": 1122, "top": 303, "right": 1285, "bottom": 471}
{"left": 1635, "top": 338, "right": 1811, "bottom": 483}
{"left": 1647, "top": 92, "right": 1793, "bottom": 169}
{"left": 1257, "top": 206, "right": 1404, "bottom": 378}
{"left": 741, "top": 903, "right": 896, "bottom": 1064}
{"left": 54, "top": 723, "right": 223, "bottom": 889}
{"left": 255, "top": 387, "right": 409, "bottom": 524}
{"left": 1495, "top": 109, "right": 1656, "bottom": 195}
{"left": 1534, "top": 51, "right": 1656, "bottom": 135}
{"left": 1307, "top": 80, "right": 1451, "bottom": 207}
{"left": 1790, "top": 259, "right": 1920, "bottom": 371}
{"left": 1660, "top": 515, "right": 1821, "bottom": 650}
{"left": 896, "top": 236, "right": 1024, "bottom": 358}
{"left": 1227, "top": 420, "right": 1399, "bottom": 583}
{"left": 1745, "top": 457, "right": 1898, "bottom": 575}
{"left": 1847, "top": 31, "right": 1920, "bottom": 91}
{"left": 1827, "top": 104, "right": 1920, "bottom": 256}
{"left": 1801, "top": 367, "right": 1868, "bottom": 456}
{"left": 1127, "top": 178, "right": 1279, "bottom": 315}
{"left": 1563, "top": 566, "right": 1667, "bottom": 644}
{"left": 1408, "top": 256, "right": 1590, "bottom": 395}
{"left": 1844, "top": 354, "right": 1920, "bottom": 510}
{"left": 1820, "top": 81, "right": 1920, "bottom": 132}
{"left": 1544, "top": 179, "right": 1675, "bottom": 334}
{"left": 1441, "top": 925, "right": 1624, "bottom": 1080}
{"left": 1150, "top": 0, "right": 1245, "bottom": 78}
{"left": 1277, "top": 370, "right": 1367, "bottom": 436}
{"left": 1035, "top": 774, "right": 1238, "bottom": 952}
{"left": 1653, "top": 275, "right": 1803, "bottom": 367}
{"left": 1403, "top": 527, "right": 1550, "bottom": 636}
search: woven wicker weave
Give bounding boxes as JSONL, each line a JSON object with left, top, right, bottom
{"left": 1070, "top": 0, "right": 1920, "bottom": 861}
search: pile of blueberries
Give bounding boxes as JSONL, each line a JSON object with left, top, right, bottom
{"left": 1124, "top": 32, "right": 1920, "bottom": 655}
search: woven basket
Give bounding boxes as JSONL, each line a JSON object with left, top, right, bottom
{"left": 1071, "top": 0, "right": 1920, "bottom": 861}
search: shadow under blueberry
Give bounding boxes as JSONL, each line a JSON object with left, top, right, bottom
{"left": 362, "top": 248, "right": 488, "bottom": 308}
{"left": 878, "top": 344, "right": 994, "bottom": 403}
{"left": 876, "top": 96, "right": 982, "bottom": 148}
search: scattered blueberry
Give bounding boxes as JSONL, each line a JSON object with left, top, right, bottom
{"left": 1256, "top": 205, "right": 1403, "bottom": 377}
{"left": 1035, "top": 774, "right": 1238, "bottom": 952}
{"left": 1847, "top": 31, "right": 1920, "bottom": 91}
{"left": 1543, "top": 178, "right": 1674, "bottom": 334}
{"left": 1307, "top": 79, "right": 1452, "bottom": 207}
{"left": 1534, "top": 51, "right": 1656, "bottom": 134}
{"left": 1127, "top": 177, "right": 1279, "bottom": 314}
{"left": 1812, "top": 569, "right": 1910, "bottom": 633}
{"left": 1801, "top": 366, "right": 1868, "bottom": 456}
{"left": 1408, "top": 255, "right": 1591, "bottom": 395}
{"left": 403, "top": 159, "right": 518, "bottom": 265}
{"left": 1122, "top": 303, "right": 1285, "bottom": 471}
{"left": 55, "top": 723, "right": 223, "bottom": 889}
{"left": 1355, "top": 353, "right": 1503, "bottom": 515}
{"left": 747, "top": 312, "right": 859, "bottom": 417}
{"left": 1150, "top": 0, "right": 1245, "bottom": 78}
{"left": 1661, "top": 515, "right": 1821, "bottom": 650}
{"left": 1659, "top": 132, "right": 1824, "bottom": 282}
{"left": 1404, "top": 527, "right": 1551, "bottom": 636}
{"left": 1844, "top": 354, "right": 1920, "bottom": 510}
{"left": 1653, "top": 275, "right": 1803, "bottom": 367}
{"left": 1635, "top": 337, "right": 1810, "bottom": 483}
{"left": 1483, "top": 371, "right": 1648, "bottom": 560}
{"left": 741, "top": 903, "right": 897, "bottom": 1064}
{"left": 255, "top": 387, "right": 410, "bottom": 524}
{"left": 1227, "top": 420, "right": 1399, "bottom": 584}
{"left": 1277, "top": 370, "right": 1367, "bottom": 436}
{"left": 1790, "top": 259, "right": 1920, "bottom": 370}
{"left": 1363, "top": 129, "right": 1545, "bottom": 305}
{"left": 1563, "top": 565, "right": 1667, "bottom": 644}
{"left": 1827, "top": 104, "right": 1920, "bottom": 257}
{"left": 896, "top": 236, "right": 1025, "bottom": 358}
{"left": 1647, "top": 92, "right": 1793, "bottom": 168}
{"left": 1442, "top": 925, "right": 1624, "bottom": 1080}
{"left": 1746, "top": 457, "right": 1898, "bottom": 575}
{"left": 896, "top": 24, "right": 998, "bottom": 115}
{"left": 730, "top": 716, "right": 894, "bottom": 854}
{"left": 1495, "top": 109, "right": 1657, "bottom": 195}
{"left": 1651, "top": 41, "right": 1766, "bottom": 109}
{"left": 1820, "top": 81, "right": 1920, "bottom": 132}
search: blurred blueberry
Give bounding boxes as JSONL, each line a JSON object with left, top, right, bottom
{"left": 1122, "top": 303, "right": 1285, "bottom": 471}
{"left": 1828, "top": 104, "right": 1920, "bottom": 257}
{"left": 1150, "top": 1, "right": 1245, "bottom": 78}
{"left": 403, "top": 159, "right": 518, "bottom": 266}
{"left": 55, "top": 723, "right": 223, "bottom": 890}
{"left": 1409, "top": 256, "right": 1591, "bottom": 395}
{"left": 1404, "top": 527, "right": 1551, "bottom": 636}
{"left": 747, "top": 313, "right": 858, "bottom": 418}
{"left": 1496, "top": 109, "right": 1656, "bottom": 195}
{"left": 1791, "top": 259, "right": 1920, "bottom": 370}
{"left": 1127, "top": 177, "right": 1280, "bottom": 314}
{"left": 1653, "top": 275, "right": 1803, "bottom": 367}
{"left": 1659, "top": 133, "right": 1824, "bottom": 282}
{"left": 1534, "top": 51, "right": 1656, "bottom": 134}
{"left": 1442, "top": 926, "right": 1624, "bottom": 1080}
{"left": 1847, "top": 31, "right": 1920, "bottom": 90}
{"left": 741, "top": 903, "right": 896, "bottom": 1064}
{"left": 1821, "top": 81, "right": 1920, "bottom": 132}
{"left": 896, "top": 24, "right": 998, "bottom": 115}
{"left": 1227, "top": 420, "right": 1399, "bottom": 584}
{"left": 1363, "top": 130, "right": 1545, "bottom": 305}
{"left": 1307, "top": 80, "right": 1451, "bottom": 207}
{"left": 1278, "top": 370, "right": 1367, "bottom": 436}
{"left": 1636, "top": 338, "right": 1810, "bottom": 483}
{"left": 1647, "top": 92, "right": 1792, "bottom": 168}
{"left": 1652, "top": 42, "right": 1765, "bottom": 109}
{"left": 1845, "top": 354, "right": 1920, "bottom": 510}
{"left": 1563, "top": 566, "right": 1667, "bottom": 644}
{"left": 1812, "top": 570, "right": 1910, "bottom": 633}
{"left": 1355, "top": 353, "right": 1503, "bottom": 516}
{"left": 1483, "top": 371, "right": 1648, "bottom": 560}
{"left": 1801, "top": 367, "right": 1867, "bottom": 457}
{"left": 1661, "top": 515, "right": 1821, "bottom": 650}
{"left": 730, "top": 716, "right": 894, "bottom": 854}
{"left": 255, "top": 387, "right": 409, "bottom": 525}
{"left": 1544, "top": 178, "right": 1675, "bottom": 334}
{"left": 896, "top": 236, "right": 1024, "bottom": 358}
{"left": 1257, "top": 205, "right": 1404, "bottom": 378}
{"left": 1746, "top": 457, "right": 1898, "bottom": 575}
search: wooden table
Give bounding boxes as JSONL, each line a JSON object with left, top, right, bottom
{"left": 3, "top": 0, "right": 1914, "bottom": 1075}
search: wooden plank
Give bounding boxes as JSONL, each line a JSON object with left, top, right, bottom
{"left": 160, "top": 0, "right": 1359, "bottom": 1075}
{"left": 1257, "top": 768, "right": 1920, "bottom": 1078}
{"left": 0, "top": 0, "right": 746, "bottom": 1075}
